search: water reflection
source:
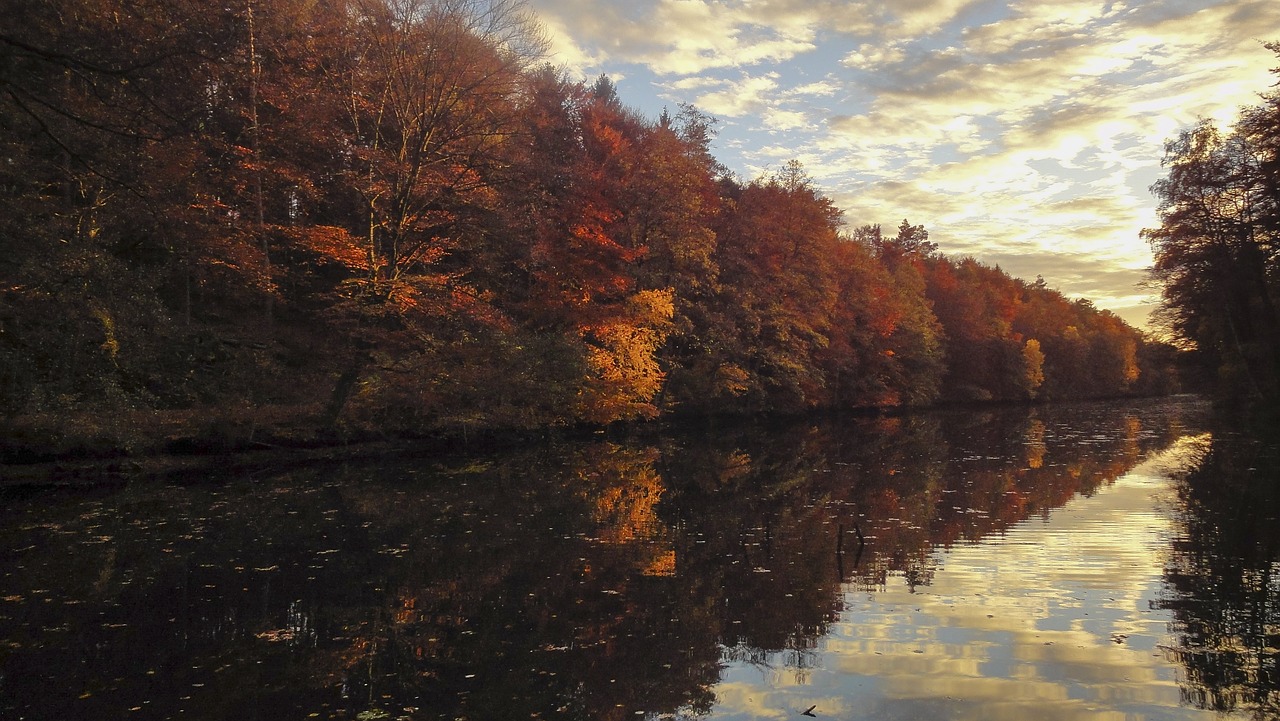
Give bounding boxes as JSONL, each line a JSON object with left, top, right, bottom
{"left": 1159, "top": 424, "right": 1280, "bottom": 719}
{"left": 0, "top": 396, "right": 1255, "bottom": 720}
{"left": 722, "top": 432, "right": 1211, "bottom": 721}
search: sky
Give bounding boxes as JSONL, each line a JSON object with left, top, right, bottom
{"left": 522, "top": 0, "right": 1280, "bottom": 330}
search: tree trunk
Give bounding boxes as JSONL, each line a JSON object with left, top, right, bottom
{"left": 247, "top": 0, "right": 272, "bottom": 331}
{"left": 323, "top": 356, "right": 367, "bottom": 428}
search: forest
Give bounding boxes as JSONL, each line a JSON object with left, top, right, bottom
{"left": 1, "top": 0, "right": 1188, "bottom": 457}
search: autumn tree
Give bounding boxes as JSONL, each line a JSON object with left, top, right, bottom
{"left": 1021, "top": 339, "right": 1046, "bottom": 398}
{"left": 617, "top": 106, "right": 724, "bottom": 411}
{"left": 840, "top": 223, "right": 945, "bottom": 406}
{"left": 823, "top": 232, "right": 944, "bottom": 407}
{"left": 921, "top": 257, "right": 1019, "bottom": 401}
{"left": 494, "top": 70, "right": 678, "bottom": 423}
{"left": 334, "top": 0, "right": 541, "bottom": 290}
{"left": 288, "top": 0, "right": 548, "bottom": 426}
{"left": 711, "top": 162, "right": 842, "bottom": 412}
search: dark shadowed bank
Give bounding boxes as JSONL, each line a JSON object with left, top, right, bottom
{"left": 0, "top": 393, "right": 1206, "bottom": 489}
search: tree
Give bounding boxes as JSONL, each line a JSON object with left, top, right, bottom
{"left": 333, "top": 0, "right": 542, "bottom": 296}
{"left": 291, "top": 0, "right": 549, "bottom": 425}
{"left": 822, "top": 235, "right": 943, "bottom": 408}
{"left": 923, "top": 258, "right": 1012, "bottom": 401}
{"left": 711, "top": 162, "right": 843, "bottom": 412}
{"left": 1145, "top": 115, "right": 1280, "bottom": 400}
{"left": 1021, "top": 339, "right": 1045, "bottom": 399}
{"left": 889, "top": 218, "right": 938, "bottom": 259}
{"left": 496, "top": 68, "right": 680, "bottom": 423}
{"left": 608, "top": 105, "right": 724, "bottom": 412}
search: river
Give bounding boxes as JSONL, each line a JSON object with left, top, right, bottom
{"left": 1, "top": 396, "right": 1277, "bottom": 720}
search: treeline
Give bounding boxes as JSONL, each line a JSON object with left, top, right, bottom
{"left": 1145, "top": 42, "right": 1280, "bottom": 406}
{"left": 0, "top": 0, "right": 1174, "bottom": 441}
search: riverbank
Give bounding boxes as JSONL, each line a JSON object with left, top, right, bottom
{"left": 0, "top": 403, "right": 581, "bottom": 487}
{"left": 2, "top": 394, "right": 1211, "bottom": 487}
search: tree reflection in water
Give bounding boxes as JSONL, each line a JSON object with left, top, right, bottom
{"left": 0, "top": 397, "right": 1235, "bottom": 720}
{"left": 1159, "top": 425, "right": 1280, "bottom": 719}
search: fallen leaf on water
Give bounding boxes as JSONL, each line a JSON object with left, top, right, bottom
{"left": 255, "top": 629, "right": 296, "bottom": 642}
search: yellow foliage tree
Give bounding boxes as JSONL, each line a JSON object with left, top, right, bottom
{"left": 578, "top": 289, "right": 675, "bottom": 423}
{"left": 1023, "top": 339, "right": 1046, "bottom": 398}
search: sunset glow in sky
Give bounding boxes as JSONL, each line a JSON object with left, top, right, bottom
{"left": 524, "top": 0, "right": 1280, "bottom": 328}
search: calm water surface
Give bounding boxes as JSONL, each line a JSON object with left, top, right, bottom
{"left": 2, "top": 396, "right": 1278, "bottom": 720}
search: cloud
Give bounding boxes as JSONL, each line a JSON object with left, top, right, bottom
{"left": 530, "top": 0, "right": 828, "bottom": 76}
{"left": 682, "top": 73, "right": 781, "bottom": 117}
{"left": 762, "top": 107, "right": 810, "bottom": 131}
{"left": 787, "top": 79, "right": 841, "bottom": 98}
{"left": 645, "top": 0, "right": 819, "bottom": 75}
{"left": 824, "top": 0, "right": 987, "bottom": 38}
{"left": 843, "top": 42, "right": 908, "bottom": 70}
{"left": 529, "top": 0, "right": 998, "bottom": 78}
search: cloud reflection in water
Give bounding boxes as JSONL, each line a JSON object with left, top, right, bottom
{"left": 708, "top": 434, "right": 1216, "bottom": 721}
